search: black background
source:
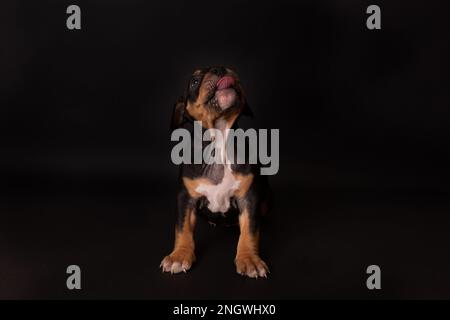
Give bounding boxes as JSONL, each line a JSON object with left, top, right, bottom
{"left": 1, "top": 0, "right": 449, "bottom": 299}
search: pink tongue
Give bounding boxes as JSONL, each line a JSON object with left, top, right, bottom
{"left": 216, "top": 76, "right": 235, "bottom": 90}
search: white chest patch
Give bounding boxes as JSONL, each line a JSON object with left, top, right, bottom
{"left": 196, "top": 166, "right": 240, "bottom": 213}
{"left": 195, "top": 119, "right": 240, "bottom": 213}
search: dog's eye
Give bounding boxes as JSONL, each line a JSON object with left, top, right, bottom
{"left": 190, "top": 79, "right": 199, "bottom": 88}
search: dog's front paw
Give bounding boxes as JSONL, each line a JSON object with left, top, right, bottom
{"left": 160, "top": 249, "right": 195, "bottom": 274}
{"left": 235, "top": 254, "right": 269, "bottom": 279}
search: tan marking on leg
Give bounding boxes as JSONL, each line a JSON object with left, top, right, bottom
{"left": 161, "top": 208, "right": 197, "bottom": 274}
{"left": 235, "top": 209, "right": 269, "bottom": 278}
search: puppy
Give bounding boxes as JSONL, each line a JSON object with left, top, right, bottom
{"left": 161, "top": 66, "right": 271, "bottom": 278}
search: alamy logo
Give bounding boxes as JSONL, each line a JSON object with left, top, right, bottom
{"left": 171, "top": 121, "right": 279, "bottom": 175}
{"left": 366, "top": 5, "right": 381, "bottom": 30}
{"left": 366, "top": 265, "right": 381, "bottom": 290}
{"left": 66, "top": 265, "right": 81, "bottom": 290}
{"left": 66, "top": 5, "right": 81, "bottom": 30}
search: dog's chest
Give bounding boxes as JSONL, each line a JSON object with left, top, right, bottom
{"left": 195, "top": 120, "right": 240, "bottom": 213}
{"left": 195, "top": 165, "right": 240, "bottom": 213}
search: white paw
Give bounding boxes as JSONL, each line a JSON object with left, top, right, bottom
{"left": 235, "top": 255, "right": 269, "bottom": 279}
{"left": 160, "top": 250, "right": 195, "bottom": 274}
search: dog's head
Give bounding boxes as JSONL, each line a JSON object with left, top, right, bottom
{"left": 171, "top": 66, "right": 252, "bottom": 130}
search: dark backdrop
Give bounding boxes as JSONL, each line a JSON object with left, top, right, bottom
{"left": 1, "top": 0, "right": 449, "bottom": 299}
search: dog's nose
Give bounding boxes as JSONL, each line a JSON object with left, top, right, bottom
{"left": 210, "top": 67, "right": 226, "bottom": 76}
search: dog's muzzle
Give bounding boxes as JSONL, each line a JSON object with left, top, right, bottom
{"left": 211, "top": 75, "right": 237, "bottom": 111}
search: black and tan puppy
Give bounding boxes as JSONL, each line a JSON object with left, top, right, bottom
{"left": 161, "top": 66, "right": 270, "bottom": 278}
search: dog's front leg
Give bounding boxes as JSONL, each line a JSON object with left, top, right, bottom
{"left": 161, "top": 190, "right": 196, "bottom": 274}
{"left": 235, "top": 201, "right": 269, "bottom": 278}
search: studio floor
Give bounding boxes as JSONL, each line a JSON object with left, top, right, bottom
{"left": 2, "top": 172, "right": 449, "bottom": 299}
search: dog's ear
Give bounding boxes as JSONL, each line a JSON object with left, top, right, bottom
{"left": 170, "top": 98, "right": 187, "bottom": 130}
{"left": 241, "top": 99, "right": 254, "bottom": 118}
